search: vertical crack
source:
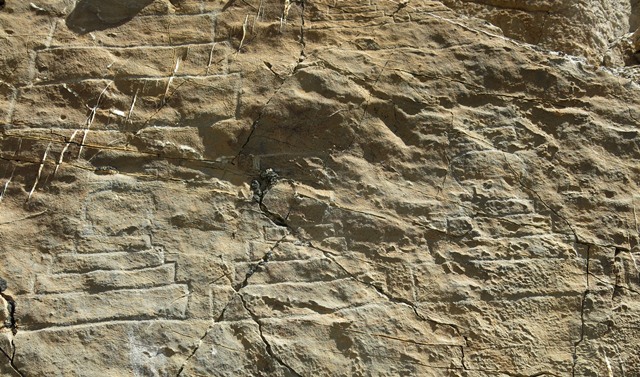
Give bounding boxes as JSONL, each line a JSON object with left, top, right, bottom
{"left": 460, "top": 336, "right": 468, "bottom": 370}
{"left": 535, "top": 11, "right": 550, "bottom": 45}
{"left": 572, "top": 244, "right": 590, "bottom": 377}
{"left": 1, "top": 300, "right": 16, "bottom": 337}
{"left": 0, "top": 279, "right": 23, "bottom": 377}
{"left": 238, "top": 294, "right": 302, "bottom": 377}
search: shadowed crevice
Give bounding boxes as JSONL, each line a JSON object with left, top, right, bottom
{"left": 65, "top": 0, "right": 154, "bottom": 34}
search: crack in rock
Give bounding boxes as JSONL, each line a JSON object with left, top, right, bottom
{"left": 0, "top": 279, "right": 23, "bottom": 377}
{"left": 235, "top": 235, "right": 287, "bottom": 291}
{"left": 307, "top": 242, "right": 464, "bottom": 336}
{"left": 0, "top": 343, "right": 24, "bottom": 377}
{"left": 175, "top": 326, "right": 211, "bottom": 377}
{"left": 250, "top": 169, "right": 293, "bottom": 229}
{"left": 238, "top": 294, "right": 302, "bottom": 377}
{"left": 0, "top": 279, "right": 16, "bottom": 336}
{"left": 250, "top": 168, "right": 279, "bottom": 202}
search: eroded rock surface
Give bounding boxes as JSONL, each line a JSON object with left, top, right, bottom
{"left": 1, "top": 0, "right": 640, "bottom": 376}
{"left": 442, "top": 0, "right": 640, "bottom": 68}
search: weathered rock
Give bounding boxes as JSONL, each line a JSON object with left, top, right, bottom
{"left": 442, "top": 0, "right": 640, "bottom": 67}
{"left": 1, "top": 0, "right": 640, "bottom": 376}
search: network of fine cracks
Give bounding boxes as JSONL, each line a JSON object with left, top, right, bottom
{"left": 251, "top": 170, "right": 472, "bottom": 370}
{"left": 175, "top": 232, "right": 289, "bottom": 376}
{"left": 2, "top": 3, "right": 638, "bottom": 377}
{"left": 504, "top": 158, "right": 626, "bottom": 375}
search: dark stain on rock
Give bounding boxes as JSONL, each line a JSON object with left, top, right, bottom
{"left": 66, "top": 0, "right": 153, "bottom": 34}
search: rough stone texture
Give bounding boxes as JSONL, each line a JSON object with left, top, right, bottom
{"left": 442, "top": 0, "right": 640, "bottom": 68}
{"left": 0, "top": 0, "right": 640, "bottom": 376}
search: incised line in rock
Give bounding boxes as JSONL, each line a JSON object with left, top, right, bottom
{"left": 237, "top": 14, "right": 250, "bottom": 52}
{"left": 54, "top": 129, "right": 79, "bottom": 176}
{"left": 0, "top": 149, "right": 249, "bottom": 198}
{"left": 0, "top": 210, "right": 48, "bottom": 226}
{"left": 342, "top": 326, "right": 463, "bottom": 347}
{"left": 125, "top": 89, "right": 139, "bottom": 124}
{"left": 78, "top": 81, "right": 112, "bottom": 160}
{"left": 280, "top": 0, "right": 292, "bottom": 31}
{"left": 26, "top": 142, "right": 51, "bottom": 202}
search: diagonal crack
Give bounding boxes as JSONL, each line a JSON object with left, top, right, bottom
{"left": 247, "top": 173, "right": 467, "bottom": 349}
{"left": 250, "top": 169, "right": 296, "bottom": 231}
{"left": 215, "top": 233, "right": 288, "bottom": 322}
{"left": 0, "top": 342, "right": 24, "bottom": 377}
{"left": 390, "top": 0, "right": 409, "bottom": 20}
{"left": 236, "top": 39, "right": 307, "bottom": 159}
{"left": 307, "top": 242, "right": 463, "bottom": 336}
{"left": 235, "top": 235, "right": 287, "bottom": 291}
{"left": 175, "top": 236, "right": 287, "bottom": 376}
{"left": 307, "top": 242, "right": 471, "bottom": 371}
{"left": 234, "top": 75, "right": 291, "bottom": 158}
{"left": 175, "top": 323, "right": 213, "bottom": 377}
{"left": 181, "top": 170, "right": 298, "bottom": 375}
{"left": 258, "top": 202, "right": 291, "bottom": 228}
{"left": 238, "top": 294, "right": 302, "bottom": 376}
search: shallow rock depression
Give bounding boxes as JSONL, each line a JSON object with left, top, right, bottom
{"left": 1, "top": 0, "right": 640, "bottom": 376}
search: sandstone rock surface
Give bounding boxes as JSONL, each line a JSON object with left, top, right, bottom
{"left": 442, "top": 0, "right": 640, "bottom": 68}
{"left": 1, "top": 0, "right": 640, "bottom": 376}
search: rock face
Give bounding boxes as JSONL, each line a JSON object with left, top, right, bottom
{"left": 1, "top": 0, "right": 640, "bottom": 376}
{"left": 442, "top": 0, "right": 640, "bottom": 67}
